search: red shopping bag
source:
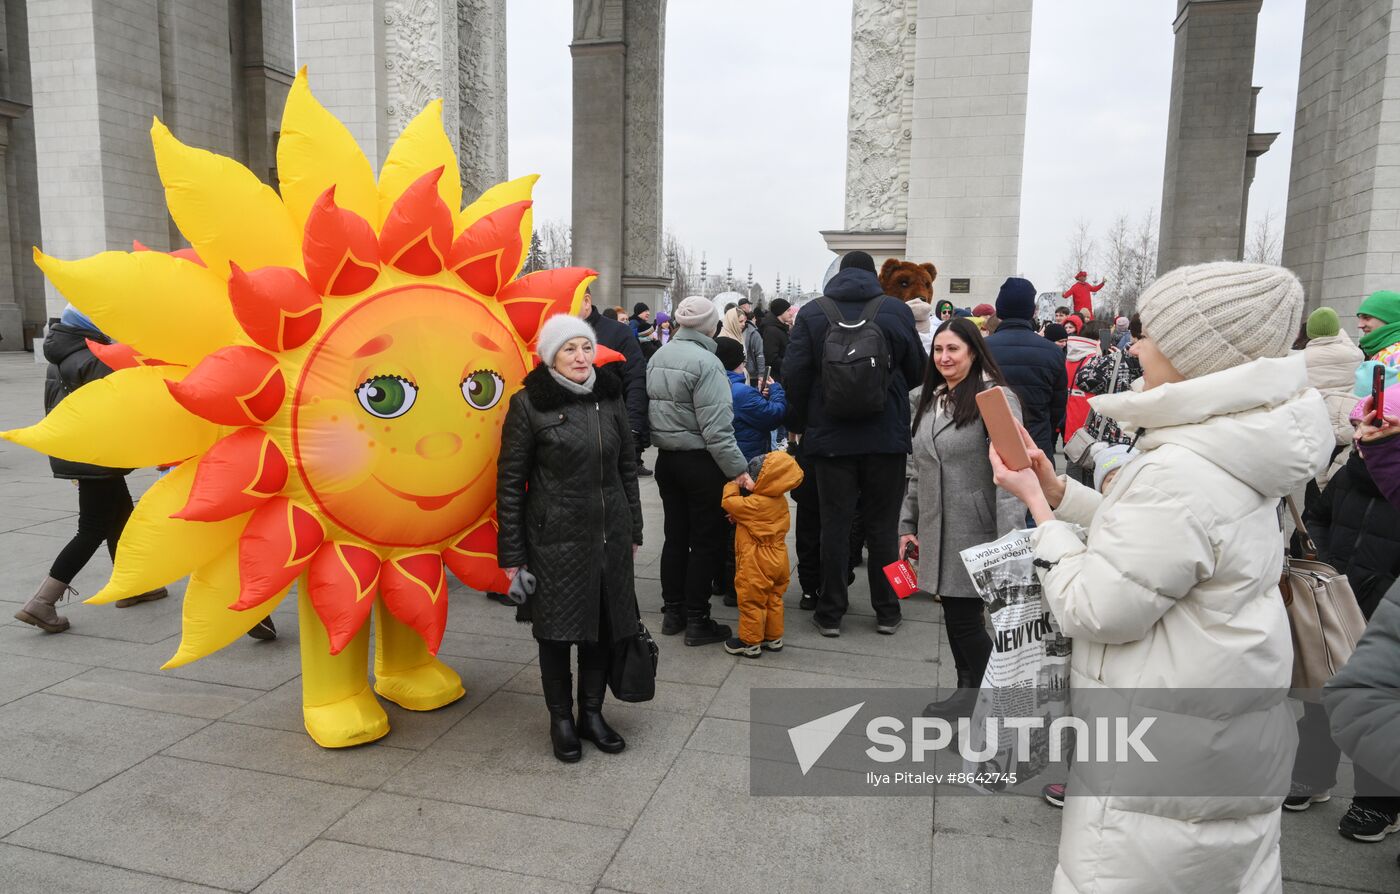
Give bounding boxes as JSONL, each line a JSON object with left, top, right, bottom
{"left": 884, "top": 557, "right": 919, "bottom": 599}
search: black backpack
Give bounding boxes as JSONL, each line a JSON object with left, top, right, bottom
{"left": 815, "top": 296, "right": 892, "bottom": 419}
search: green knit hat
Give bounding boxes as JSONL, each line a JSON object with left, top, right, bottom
{"left": 1306, "top": 307, "right": 1340, "bottom": 339}
{"left": 1358, "top": 290, "right": 1400, "bottom": 324}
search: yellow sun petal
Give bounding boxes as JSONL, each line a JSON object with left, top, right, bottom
{"left": 34, "top": 248, "right": 241, "bottom": 365}
{"left": 1, "top": 366, "right": 219, "bottom": 468}
{"left": 377, "top": 99, "right": 463, "bottom": 230}
{"left": 277, "top": 68, "right": 378, "bottom": 230}
{"left": 161, "top": 548, "right": 285, "bottom": 669}
{"left": 87, "top": 459, "right": 249, "bottom": 604}
{"left": 151, "top": 119, "right": 301, "bottom": 277}
{"left": 458, "top": 175, "right": 535, "bottom": 282}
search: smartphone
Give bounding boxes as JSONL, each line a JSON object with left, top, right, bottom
{"left": 761, "top": 366, "right": 773, "bottom": 395}
{"left": 975, "top": 386, "right": 1032, "bottom": 471}
{"left": 1374, "top": 363, "right": 1387, "bottom": 418}
{"left": 904, "top": 540, "right": 919, "bottom": 563}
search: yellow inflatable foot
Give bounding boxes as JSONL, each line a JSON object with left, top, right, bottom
{"left": 374, "top": 657, "right": 466, "bottom": 711}
{"left": 302, "top": 685, "right": 390, "bottom": 748}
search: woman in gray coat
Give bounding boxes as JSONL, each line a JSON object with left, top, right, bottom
{"left": 898, "top": 317, "right": 1023, "bottom": 716}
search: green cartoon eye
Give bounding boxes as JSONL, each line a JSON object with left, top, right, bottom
{"left": 356, "top": 375, "right": 417, "bottom": 418}
{"left": 462, "top": 370, "right": 504, "bottom": 410}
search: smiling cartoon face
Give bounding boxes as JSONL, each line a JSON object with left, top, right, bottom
{"left": 291, "top": 285, "right": 529, "bottom": 547}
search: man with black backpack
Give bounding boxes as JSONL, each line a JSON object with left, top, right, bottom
{"left": 782, "top": 251, "right": 927, "bottom": 636}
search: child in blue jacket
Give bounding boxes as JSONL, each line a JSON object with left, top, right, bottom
{"left": 716, "top": 337, "right": 786, "bottom": 460}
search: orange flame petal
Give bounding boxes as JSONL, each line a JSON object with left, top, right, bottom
{"left": 307, "top": 542, "right": 380, "bottom": 655}
{"left": 378, "top": 168, "right": 452, "bottom": 276}
{"left": 173, "top": 429, "right": 288, "bottom": 522}
{"left": 380, "top": 552, "right": 449, "bottom": 654}
{"left": 166, "top": 346, "right": 286, "bottom": 426}
{"left": 232, "top": 498, "right": 325, "bottom": 610}
{"left": 132, "top": 240, "right": 205, "bottom": 267}
{"left": 447, "top": 200, "right": 532, "bottom": 296}
{"left": 443, "top": 517, "right": 509, "bottom": 593}
{"left": 228, "top": 262, "right": 324, "bottom": 353}
{"left": 497, "top": 267, "right": 599, "bottom": 349}
{"left": 303, "top": 186, "right": 381, "bottom": 296}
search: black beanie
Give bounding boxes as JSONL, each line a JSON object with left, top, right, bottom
{"left": 839, "top": 251, "right": 876, "bottom": 274}
{"left": 632, "top": 302, "right": 649, "bottom": 317}
{"left": 714, "top": 337, "right": 745, "bottom": 371}
{"left": 995, "top": 277, "right": 1037, "bottom": 321}
{"left": 769, "top": 298, "right": 791, "bottom": 317}
{"left": 1042, "top": 323, "right": 1068, "bottom": 342}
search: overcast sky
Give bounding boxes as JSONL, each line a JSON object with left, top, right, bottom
{"left": 507, "top": 0, "right": 1306, "bottom": 295}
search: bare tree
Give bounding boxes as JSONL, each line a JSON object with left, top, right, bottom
{"left": 1056, "top": 218, "right": 1098, "bottom": 291}
{"left": 1098, "top": 209, "right": 1158, "bottom": 318}
{"left": 1245, "top": 210, "right": 1282, "bottom": 266}
{"left": 535, "top": 219, "right": 572, "bottom": 269}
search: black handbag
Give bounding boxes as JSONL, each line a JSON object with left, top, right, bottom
{"left": 609, "top": 620, "right": 658, "bottom": 702}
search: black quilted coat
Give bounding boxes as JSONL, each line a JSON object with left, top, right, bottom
{"left": 43, "top": 323, "right": 130, "bottom": 480}
{"left": 1308, "top": 449, "right": 1400, "bottom": 619}
{"left": 496, "top": 364, "right": 643, "bottom": 644}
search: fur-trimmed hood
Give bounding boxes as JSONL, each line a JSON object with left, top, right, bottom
{"left": 521, "top": 362, "right": 622, "bottom": 411}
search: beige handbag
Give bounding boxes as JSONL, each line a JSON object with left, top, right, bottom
{"left": 1281, "top": 498, "right": 1367, "bottom": 697}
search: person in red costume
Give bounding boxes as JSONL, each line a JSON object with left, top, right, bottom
{"left": 1062, "top": 271, "right": 1106, "bottom": 319}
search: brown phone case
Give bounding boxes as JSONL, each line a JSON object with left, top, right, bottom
{"left": 976, "top": 386, "right": 1031, "bottom": 471}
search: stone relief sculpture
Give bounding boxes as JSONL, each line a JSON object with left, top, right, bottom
{"left": 845, "top": 0, "right": 913, "bottom": 231}
{"left": 576, "top": 0, "right": 606, "bottom": 40}
{"left": 386, "top": 0, "right": 455, "bottom": 144}
{"left": 458, "top": 0, "right": 509, "bottom": 199}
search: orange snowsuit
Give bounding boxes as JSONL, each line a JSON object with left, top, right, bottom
{"left": 721, "top": 451, "right": 804, "bottom": 646}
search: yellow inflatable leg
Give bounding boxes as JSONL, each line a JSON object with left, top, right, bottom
{"left": 299, "top": 579, "right": 389, "bottom": 748}
{"left": 372, "top": 598, "right": 465, "bottom": 711}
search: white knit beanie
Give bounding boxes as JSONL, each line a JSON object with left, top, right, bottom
{"left": 536, "top": 313, "right": 596, "bottom": 366}
{"left": 673, "top": 295, "right": 720, "bottom": 333}
{"left": 1137, "top": 262, "right": 1304, "bottom": 380}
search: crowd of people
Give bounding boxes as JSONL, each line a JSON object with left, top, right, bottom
{"left": 15, "top": 248, "right": 1400, "bottom": 889}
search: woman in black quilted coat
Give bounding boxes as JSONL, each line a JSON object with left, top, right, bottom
{"left": 497, "top": 314, "right": 644, "bottom": 763}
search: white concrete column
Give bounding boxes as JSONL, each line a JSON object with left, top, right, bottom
{"left": 234, "top": 0, "right": 296, "bottom": 187}
{"left": 1157, "top": 0, "right": 1262, "bottom": 271}
{"left": 28, "top": 0, "right": 168, "bottom": 319}
{"left": 905, "top": 0, "right": 1032, "bottom": 302}
{"left": 1282, "top": 0, "right": 1400, "bottom": 317}
{"left": 621, "top": 0, "right": 667, "bottom": 313}
{"left": 458, "top": 0, "right": 508, "bottom": 199}
{"left": 293, "top": 0, "right": 391, "bottom": 168}
{"left": 571, "top": 0, "right": 626, "bottom": 308}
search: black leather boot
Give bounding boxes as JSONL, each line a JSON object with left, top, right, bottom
{"left": 661, "top": 603, "right": 686, "bottom": 636}
{"left": 542, "top": 676, "right": 581, "bottom": 763}
{"left": 576, "top": 667, "right": 626, "bottom": 754}
{"left": 922, "top": 671, "right": 980, "bottom": 720}
{"left": 685, "top": 610, "right": 731, "bottom": 647}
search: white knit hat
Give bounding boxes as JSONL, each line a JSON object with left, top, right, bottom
{"left": 1137, "top": 262, "right": 1304, "bottom": 380}
{"left": 673, "top": 295, "right": 720, "bottom": 333}
{"left": 536, "top": 313, "right": 596, "bottom": 366}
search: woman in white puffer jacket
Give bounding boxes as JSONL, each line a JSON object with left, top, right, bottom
{"left": 992, "top": 263, "right": 1333, "bottom": 894}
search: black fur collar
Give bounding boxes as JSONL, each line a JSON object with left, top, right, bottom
{"left": 522, "top": 362, "right": 622, "bottom": 411}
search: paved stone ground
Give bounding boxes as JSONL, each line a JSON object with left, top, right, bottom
{"left": 0, "top": 353, "right": 1392, "bottom": 893}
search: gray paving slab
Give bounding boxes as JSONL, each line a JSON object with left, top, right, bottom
{"left": 684, "top": 716, "right": 750, "bottom": 758}
{"left": 251, "top": 839, "right": 587, "bottom": 894}
{"left": 324, "top": 791, "right": 626, "bottom": 886}
{"left": 222, "top": 654, "right": 524, "bottom": 751}
{"left": 0, "top": 693, "right": 208, "bottom": 792}
{"left": 0, "top": 843, "right": 227, "bottom": 894}
{"left": 705, "top": 662, "right": 923, "bottom": 721}
{"left": 163, "top": 722, "right": 417, "bottom": 789}
{"left": 601, "top": 749, "right": 934, "bottom": 894}
{"left": 387, "top": 689, "right": 697, "bottom": 829}
{"left": 28, "top": 587, "right": 190, "bottom": 644}
{"left": 1278, "top": 801, "right": 1398, "bottom": 893}
{"left": 46, "top": 666, "right": 262, "bottom": 719}
{"left": 0, "top": 622, "right": 155, "bottom": 668}
{"left": 0, "top": 778, "right": 73, "bottom": 837}
{"left": 6, "top": 756, "right": 366, "bottom": 892}
{"left": 929, "top": 831, "right": 1059, "bottom": 894}
{"left": 116, "top": 631, "right": 303, "bottom": 692}
{"left": 0, "top": 651, "right": 87, "bottom": 706}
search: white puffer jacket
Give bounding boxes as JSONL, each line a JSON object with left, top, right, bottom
{"left": 1031, "top": 354, "right": 1332, "bottom": 894}
{"left": 1303, "top": 331, "right": 1363, "bottom": 447}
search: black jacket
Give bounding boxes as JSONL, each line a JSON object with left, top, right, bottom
{"left": 1308, "top": 450, "right": 1400, "bottom": 618}
{"left": 759, "top": 315, "right": 790, "bottom": 382}
{"left": 496, "top": 365, "right": 643, "bottom": 644}
{"left": 984, "top": 319, "right": 1068, "bottom": 455}
{"left": 586, "top": 306, "right": 648, "bottom": 442}
{"left": 43, "top": 323, "right": 129, "bottom": 480}
{"left": 781, "top": 268, "right": 927, "bottom": 457}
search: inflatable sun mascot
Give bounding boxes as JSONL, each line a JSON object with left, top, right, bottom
{"left": 1, "top": 70, "right": 597, "bottom": 749}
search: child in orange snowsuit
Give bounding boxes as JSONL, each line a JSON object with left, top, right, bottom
{"left": 720, "top": 450, "right": 804, "bottom": 657}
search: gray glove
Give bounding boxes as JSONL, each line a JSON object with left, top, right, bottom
{"left": 506, "top": 568, "right": 536, "bottom": 606}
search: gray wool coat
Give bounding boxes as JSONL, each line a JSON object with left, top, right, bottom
{"left": 898, "top": 383, "right": 1025, "bottom": 599}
